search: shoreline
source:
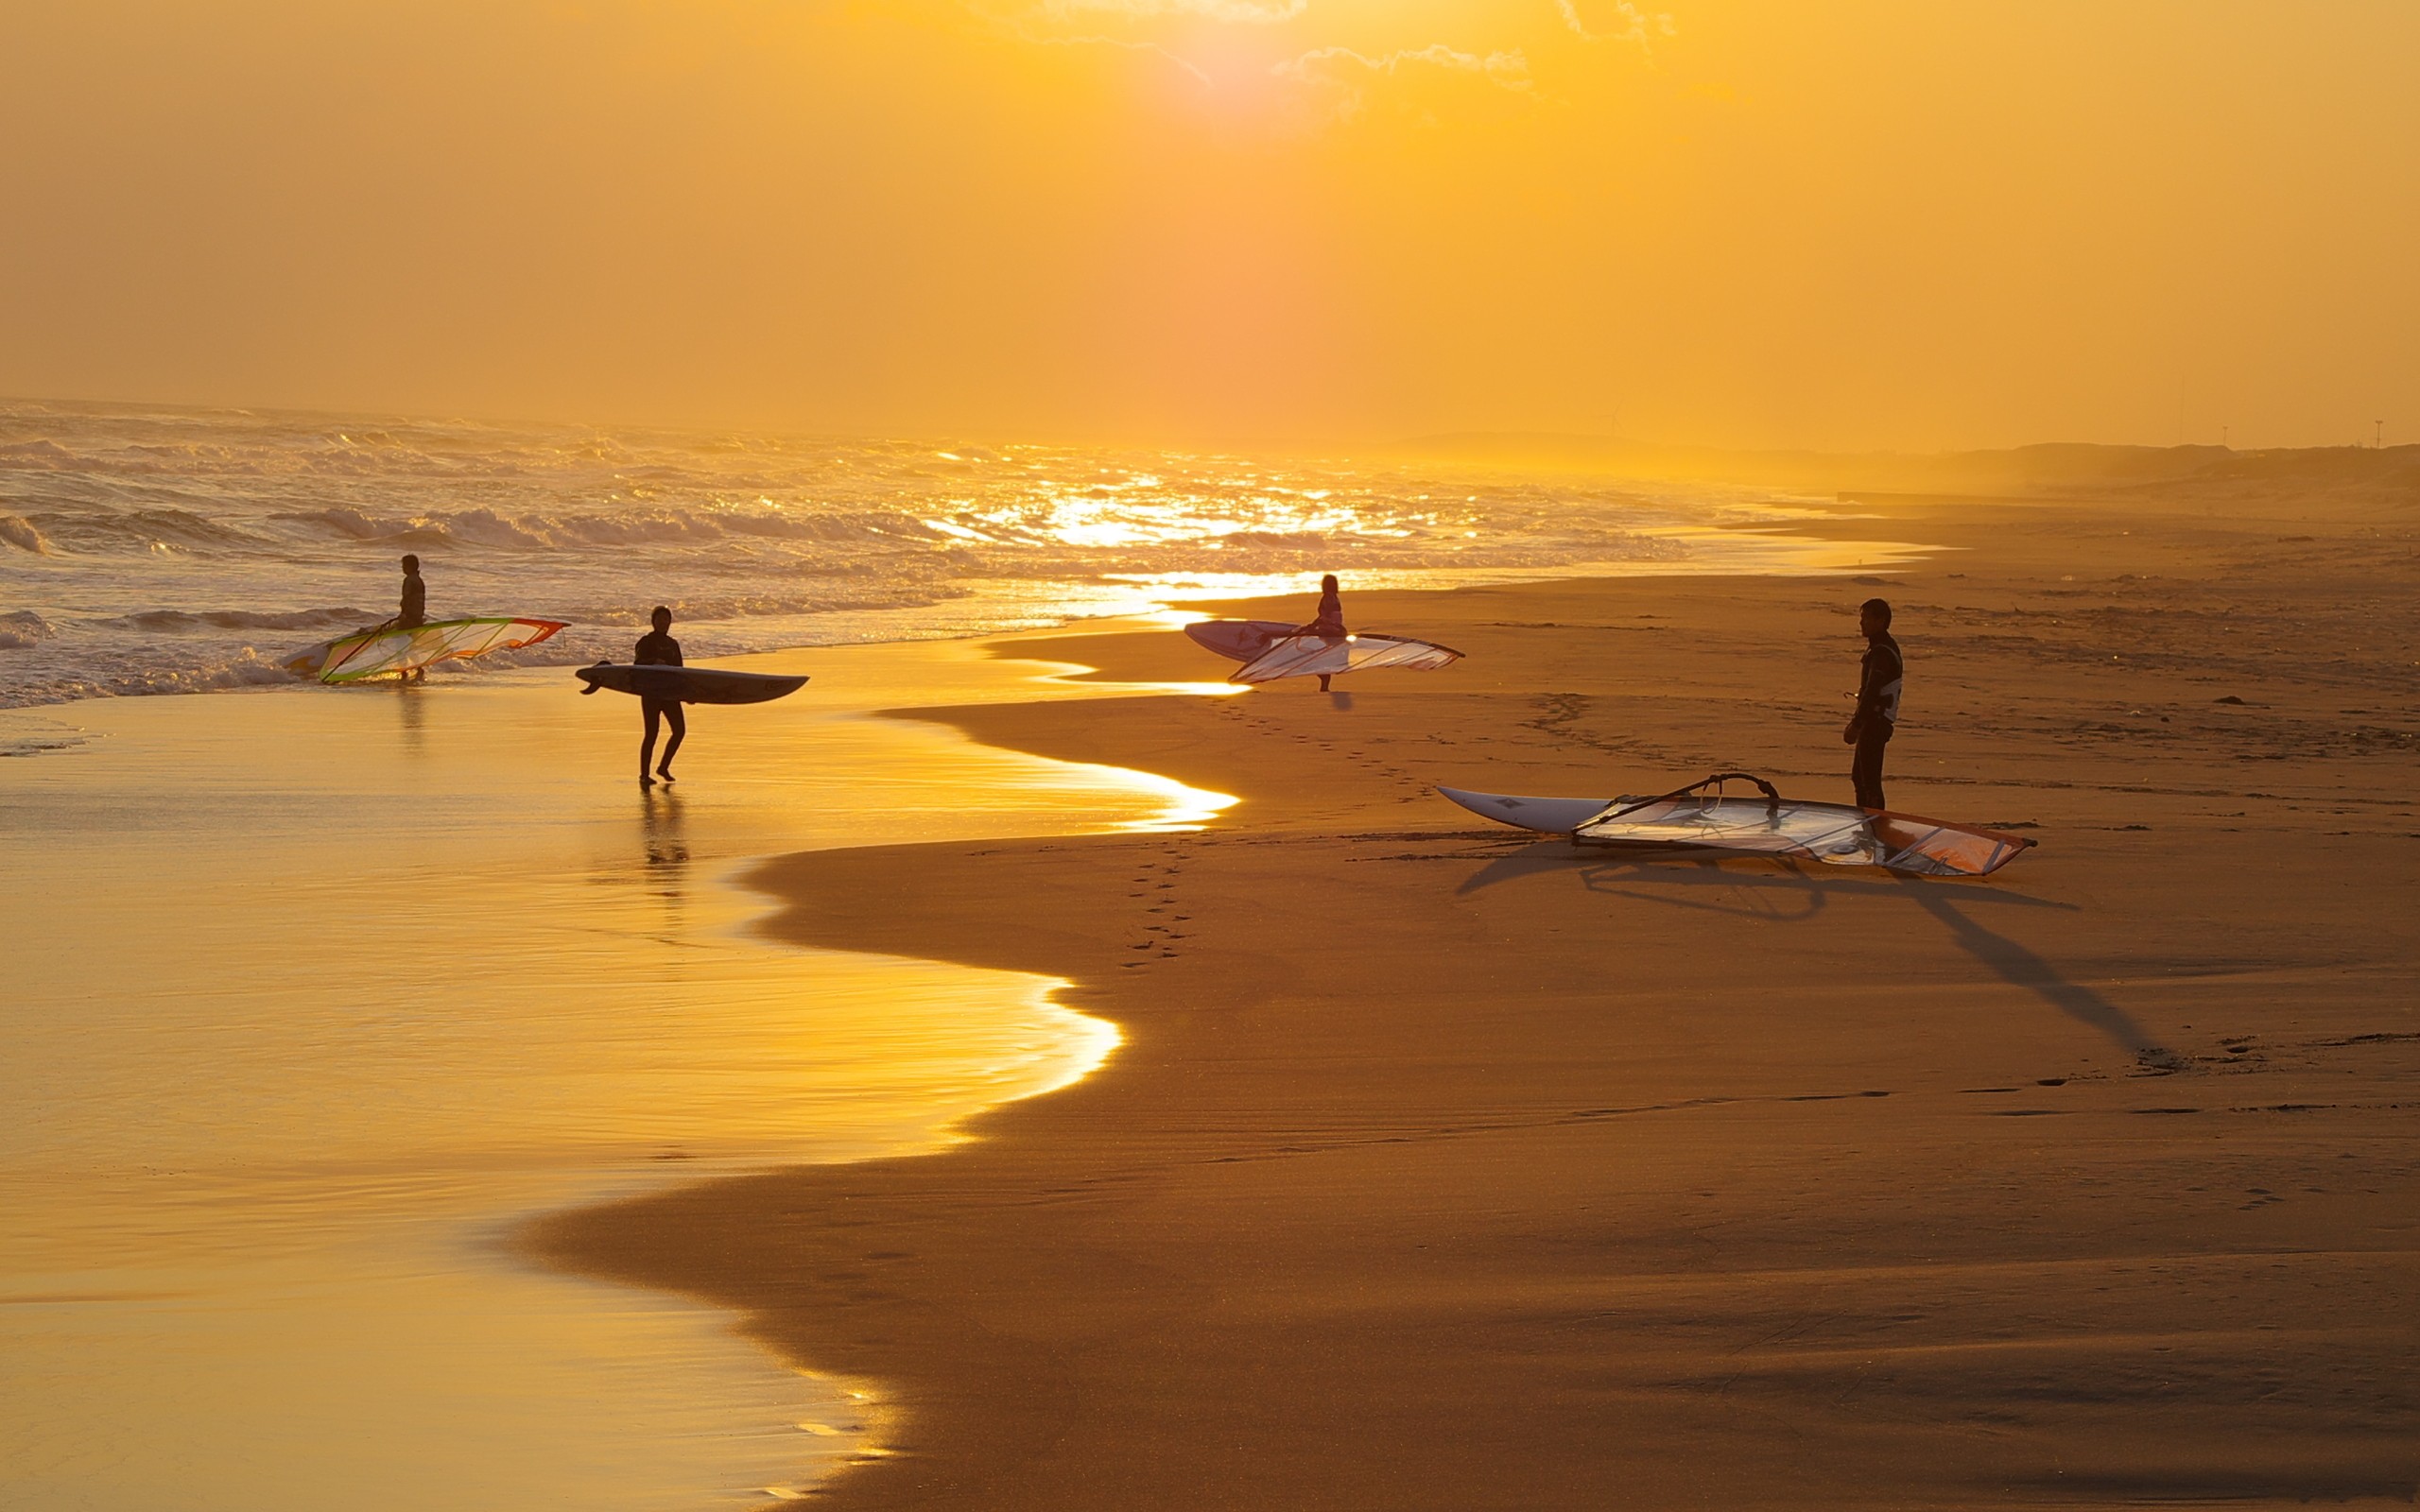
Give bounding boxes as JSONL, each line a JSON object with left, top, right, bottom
{"left": 532, "top": 493, "right": 2420, "bottom": 1507}
{"left": 0, "top": 634, "right": 1239, "bottom": 1510}
{"left": 0, "top": 483, "right": 1920, "bottom": 713}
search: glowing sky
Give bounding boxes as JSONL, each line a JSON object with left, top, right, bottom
{"left": 2, "top": 0, "right": 2413, "bottom": 449}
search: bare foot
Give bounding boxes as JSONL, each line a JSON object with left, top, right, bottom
{"left": 640, "top": 774, "right": 655, "bottom": 789}
{"left": 656, "top": 766, "right": 675, "bottom": 783}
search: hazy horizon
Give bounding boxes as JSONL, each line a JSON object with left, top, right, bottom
{"left": 4, "top": 1, "right": 2414, "bottom": 452}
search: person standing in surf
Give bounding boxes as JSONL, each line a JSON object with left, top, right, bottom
{"left": 1842, "top": 596, "right": 1903, "bottom": 810}
{"left": 1305, "top": 574, "right": 1345, "bottom": 693}
{"left": 635, "top": 605, "right": 685, "bottom": 789}
{"left": 397, "top": 555, "right": 428, "bottom": 682}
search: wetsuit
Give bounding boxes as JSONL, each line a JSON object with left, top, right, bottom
{"left": 1307, "top": 587, "right": 1345, "bottom": 691}
{"left": 635, "top": 627, "right": 684, "bottom": 780}
{"left": 398, "top": 573, "right": 425, "bottom": 629}
{"left": 1309, "top": 586, "right": 1345, "bottom": 637}
{"left": 1850, "top": 632, "right": 1903, "bottom": 810}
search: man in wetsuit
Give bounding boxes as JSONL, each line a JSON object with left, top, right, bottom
{"left": 397, "top": 555, "right": 428, "bottom": 682}
{"left": 1842, "top": 596, "right": 1903, "bottom": 810}
{"left": 1307, "top": 573, "right": 1344, "bottom": 693}
{"left": 635, "top": 605, "right": 684, "bottom": 789}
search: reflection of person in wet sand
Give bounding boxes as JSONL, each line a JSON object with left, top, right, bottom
{"left": 1842, "top": 596, "right": 1903, "bottom": 810}
{"left": 1305, "top": 574, "right": 1345, "bottom": 693}
{"left": 397, "top": 554, "right": 427, "bottom": 682}
{"left": 635, "top": 606, "right": 684, "bottom": 790}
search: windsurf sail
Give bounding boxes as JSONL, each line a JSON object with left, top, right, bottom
{"left": 285, "top": 617, "right": 568, "bottom": 684}
{"left": 1569, "top": 772, "right": 2035, "bottom": 878}
{"left": 1184, "top": 620, "right": 1304, "bottom": 664}
{"left": 1229, "top": 629, "right": 1463, "bottom": 685}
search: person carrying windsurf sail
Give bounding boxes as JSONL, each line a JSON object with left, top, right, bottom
{"left": 397, "top": 555, "right": 428, "bottom": 682}
{"left": 1842, "top": 596, "right": 1903, "bottom": 810}
{"left": 635, "top": 606, "right": 685, "bottom": 789}
{"left": 1305, "top": 574, "right": 1345, "bottom": 692}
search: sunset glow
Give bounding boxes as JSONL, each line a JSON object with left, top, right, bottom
{"left": 3, "top": 1, "right": 2412, "bottom": 448}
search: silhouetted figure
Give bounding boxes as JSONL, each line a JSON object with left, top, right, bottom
{"left": 398, "top": 555, "right": 426, "bottom": 627}
{"left": 1842, "top": 596, "right": 1903, "bottom": 810}
{"left": 635, "top": 605, "right": 685, "bottom": 789}
{"left": 397, "top": 554, "right": 428, "bottom": 681}
{"left": 1306, "top": 573, "right": 1345, "bottom": 693}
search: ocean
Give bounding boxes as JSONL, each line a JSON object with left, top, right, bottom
{"left": 0, "top": 399, "right": 1865, "bottom": 709}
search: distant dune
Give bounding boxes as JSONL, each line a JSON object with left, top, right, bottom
{"left": 1390, "top": 434, "right": 2420, "bottom": 515}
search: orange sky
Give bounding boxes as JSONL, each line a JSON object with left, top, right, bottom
{"left": 2, "top": 0, "right": 2413, "bottom": 450}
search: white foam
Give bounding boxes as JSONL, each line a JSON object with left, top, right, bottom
{"left": 0, "top": 399, "right": 1868, "bottom": 710}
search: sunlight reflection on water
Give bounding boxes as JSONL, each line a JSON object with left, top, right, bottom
{"left": 0, "top": 633, "right": 1222, "bottom": 1512}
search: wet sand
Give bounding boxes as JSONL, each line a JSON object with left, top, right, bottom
{"left": 537, "top": 492, "right": 2420, "bottom": 1508}
{"left": 0, "top": 639, "right": 1228, "bottom": 1510}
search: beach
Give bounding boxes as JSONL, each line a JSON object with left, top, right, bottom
{"left": 0, "top": 637, "right": 1229, "bottom": 1508}
{"left": 532, "top": 490, "right": 2420, "bottom": 1507}
{"left": 11, "top": 2, "right": 2419, "bottom": 1503}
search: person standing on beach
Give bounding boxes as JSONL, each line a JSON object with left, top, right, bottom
{"left": 1842, "top": 596, "right": 1903, "bottom": 810}
{"left": 397, "top": 554, "right": 428, "bottom": 682}
{"left": 635, "top": 605, "right": 685, "bottom": 789}
{"left": 1306, "top": 573, "right": 1345, "bottom": 693}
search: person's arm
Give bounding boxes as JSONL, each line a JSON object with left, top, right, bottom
{"left": 1845, "top": 646, "right": 1880, "bottom": 741}
{"left": 1846, "top": 644, "right": 1899, "bottom": 737}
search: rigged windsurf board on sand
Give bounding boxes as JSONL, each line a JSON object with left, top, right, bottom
{"left": 575, "top": 663, "right": 809, "bottom": 705}
{"left": 1184, "top": 619, "right": 1463, "bottom": 685}
{"left": 285, "top": 617, "right": 567, "bottom": 684}
{"left": 1439, "top": 773, "right": 2036, "bottom": 878}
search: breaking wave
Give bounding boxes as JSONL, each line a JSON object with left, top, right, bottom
{"left": 0, "top": 610, "right": 57, "bottom": 649}
{"left": 0, "top": 513, "right": 49, "bottom": 553}
{"left": 112, "top": 607, "right": 379, "bottom": 633}
{"left": 0, "top": 398, "right": 1855, "bottom": 709}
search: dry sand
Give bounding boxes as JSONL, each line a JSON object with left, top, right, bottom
{"left": 534, "top": 492, "right": 2420, "bottom": 1508}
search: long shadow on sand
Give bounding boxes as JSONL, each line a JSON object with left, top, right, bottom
{"left": 1456, "top": 840, "right": 2179, "bottom": 1068}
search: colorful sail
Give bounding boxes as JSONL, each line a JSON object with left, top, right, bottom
{"left": 1229, "top": 629, "right": 1463, "bottom": 685}
{"left": 1573, "top": 774, "right": 2034, "bottom": 877}
{"left": 1441, "top": 774, "right": 2036, "bottom": 878}
{"left": 285, "top": 617, "right": 567, "bottom": 684}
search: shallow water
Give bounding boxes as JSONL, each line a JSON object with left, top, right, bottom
{"left": 0, "top": 636, "right": 1229, "bottom": 1510}
{"left": 0, "top": 399, "right": 1908, "bottom": 707}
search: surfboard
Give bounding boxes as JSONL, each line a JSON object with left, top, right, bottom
{"left": 1437, "top": 785, "right": 1617, "bottom": 834}
{"left": 574, "top": 663, "right": 809, "bottom": 705}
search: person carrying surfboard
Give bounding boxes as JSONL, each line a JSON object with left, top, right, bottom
{"left": 635, "top": 606, "right": 685, "bottom": 789}
{"left": 1305, "top": 574, "right": 1345, "bottom": 692}
{"left": 1842, "top": 596, "right": 1903, "bottom": 810}
{"left": 397, "top": 555, "right": 428, "bottom": 682}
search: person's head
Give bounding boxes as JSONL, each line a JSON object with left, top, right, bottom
{"left": 400, "top": 554, "right": 420, "bottom": 575}
{"left": 1859, "top": 597, "right": 1893, "bottom": 638}
{"left": 1322, "top": 574, "right": 1339, "bottom": 593}
{"left": 650, "top": 605, "right": 673, "bottom": 631}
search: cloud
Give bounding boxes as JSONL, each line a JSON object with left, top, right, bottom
{"left": 1556, "top": 1, "right": 1674, "bottom": 47}
{"left": 1270, "top": 43, "right": 1535, "bottom": 120}
{"left": 1033, "top": 0, "right": 1306, "bottom": 23}
{"left": 1275, "top": 43, "right": 1533, "bottom": 91}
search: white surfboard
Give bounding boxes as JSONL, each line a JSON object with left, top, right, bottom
{"left": 1436, "top": 785, "right": 1617, "bottom": 834}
